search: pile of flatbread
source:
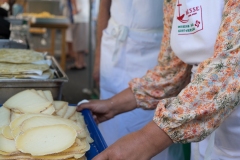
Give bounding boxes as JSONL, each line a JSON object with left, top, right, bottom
{"left": 0, "top": 89, "right": 93, "bottom": 160}
{"left": 0, "top": 49, "right": 53, "bottom": 79}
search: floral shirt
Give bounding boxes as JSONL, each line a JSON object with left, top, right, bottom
{"left": 129, "top": 0, "right": 240, "bottom": 143}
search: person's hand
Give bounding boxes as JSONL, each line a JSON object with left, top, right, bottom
{"left": 92, "top": 121, "right": 173, "bottom": 160}
{"left": 72, "top": 9, "right": 80, "bottom": 15}
{"left": 77, "top": 89, "right": 139, "bottom": 123}
{"left": 77, "top": 99, "right": 116, "bottom": 124}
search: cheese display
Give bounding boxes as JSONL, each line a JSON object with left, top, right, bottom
{"left": 0, "top": 89, "right": 93, "bottom": 160}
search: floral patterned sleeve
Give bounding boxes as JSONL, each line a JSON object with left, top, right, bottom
{"left": 129, "top": 0, "right": 240, "bottom": 143}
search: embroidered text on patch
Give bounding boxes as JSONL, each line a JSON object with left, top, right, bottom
{"left": 176, "top": 0, "right": 203, "bottom": 35}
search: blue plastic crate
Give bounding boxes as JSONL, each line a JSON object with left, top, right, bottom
{"left": 81, "top": 109, "right": 108, "bottom": 159}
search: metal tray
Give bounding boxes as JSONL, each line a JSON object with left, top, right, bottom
{"left": 31, "top": 17, "right": 70, "bottom": 25}
{"left": 0, "top": 55, "right": 68, "bottom": 103}
{"left": 0, "top": 39, "right": 28, "bottom": 49}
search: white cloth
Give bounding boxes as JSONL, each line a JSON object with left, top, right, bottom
{"left": 171, "top": 1, "right": 240, "bottom": 159}
{"left": 99, "top": 0, "right": 184, "bottom": 159}
{"left": 190, "top": 93, "right": 240, "bottom": 160}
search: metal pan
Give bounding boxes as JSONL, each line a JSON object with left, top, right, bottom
{"left": 0, "top": 55, "right": 68, "bottom": 104}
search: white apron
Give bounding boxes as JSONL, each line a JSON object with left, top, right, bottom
{"left": 170, "top": 0, "right": 240, "bottom": 159}
{"left": 99, "top": 0, "right": 184, "bottom": 159}
{"left": 190, "top": 67, "right": 240, "bottom": 160}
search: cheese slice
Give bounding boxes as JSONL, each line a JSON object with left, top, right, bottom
{"left": 69, "top": 112, "right": 77, "bottom": 121}
{"left": 2, "top": 126, "right": 13, "bottom": 140}
{"left": 20, "top": 116, "right": 84, "bottom": 137}
{"left": 41, "top": 105, "right": 55, "bottom": 115}
{"left": 10, "top": 112, "right": 22, "bottom": 122}
{"left": 63, "top": 106, "right": 76, "bottom": 119}
{"left": 10, "top": 113, "right": 52, "bottom": 130}
{"left": 76, "top": 114, "right": 87, "bottom": 139}
{"left": 16, "top": 124, "right": 77, "bottom": 156}
{"left": 0, "top": 134, "right": 18, "bottom": 153}
{"left": 0, "top": 107, "right": 10, "bottom": 127}
{"left": 11, "top": 127, "right": 22, "bottom": 139}
{"left": 53, "top": 101, "right": 67, "bottom": 112}
{"left": 0, "top": 150, "right": 20, "bottom": 156}
{"left": 56, "top": 104, "right": 68, "bottom": 117}
{"left": 43, "top": 90, "right": 53, "bottom": 102}
{"left": 36, "top": 90, "right": 47, "bottom": 99}
{"left": 4, "top": 90, "right": 52, "bottom": 113}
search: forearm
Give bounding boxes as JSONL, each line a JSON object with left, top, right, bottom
{"left": 94, "top": 0, "right": 111, "bottom": 66}
{"left": 71, "top": 0, "right": 78, "bottom": 12}
{"left": 140, "top": 121, "right": 173, "bottom": 157}
{"left": 108, "top": 88, "right": 138, "bottom": 115}
{"left": 93, "top": 121, "right": 173, "bottom": 160}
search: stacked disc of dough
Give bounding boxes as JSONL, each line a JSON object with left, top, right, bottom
{"left": 0, "top": 89, "right": 93, "bottom": 160}
{"left": 0, "top": 49, "right": 53, "bottom": 79}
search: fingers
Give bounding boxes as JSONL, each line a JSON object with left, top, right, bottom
{"left": 92, "top": 114, "right": 100, "bottom": 124}
{"left": 76, "top": 102, "right": 91, "bottom": 111}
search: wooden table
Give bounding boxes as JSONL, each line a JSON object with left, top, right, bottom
{"left": 30, "top": 23, "right": 69, "bottom": 70}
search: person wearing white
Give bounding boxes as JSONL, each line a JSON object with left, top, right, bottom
{"left": 78, "top": 0, "right": 240, "bottom": 159}
{"left": 94, "top": 0, "right": 184, "bottom": 159}
{"left": 170, "top": 0, "right": 240, "bottom": 159}
{"left": 61, "top": 0, "right": 89, "bottom": 70}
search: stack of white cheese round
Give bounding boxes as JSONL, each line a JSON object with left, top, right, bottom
{"left": 0, "top": 89, "right": 93, "bottom": 160}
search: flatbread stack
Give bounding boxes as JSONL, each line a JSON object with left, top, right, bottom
{"left": 0, "top": 89, "right": 93, "bottom": 160}
{"left": 0, "top": 49, "right": 53, "bottom": 79}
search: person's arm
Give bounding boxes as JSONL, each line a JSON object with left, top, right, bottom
{"left": 93, "top": 0, "right": 111, "bottom": 86}
{"left": 77, "top": 88, "right": 137, "bottom": 123}
{"left": 93, "top": 121, "right": 172, "bottom": 160}
{"left": 131, "top": 0, "right": 240, "bottom": 143}
{"left": 71, "top": 0, "right": 79, "bottom": 15}
{"left": 89, "top": 1, "right": 239, "bottom": 159}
